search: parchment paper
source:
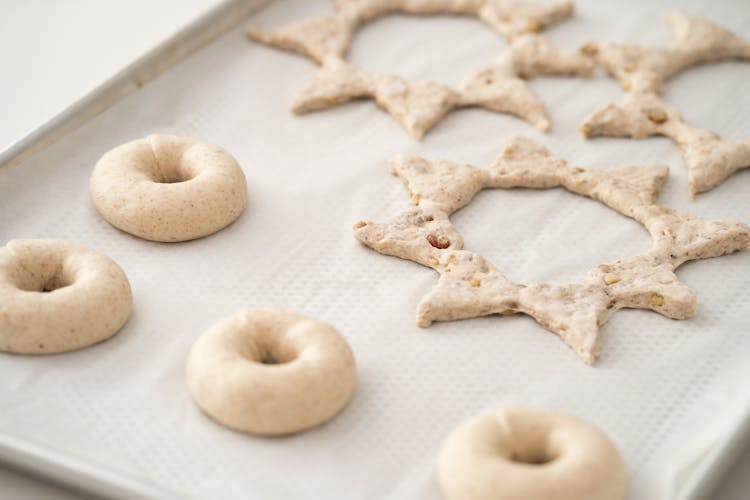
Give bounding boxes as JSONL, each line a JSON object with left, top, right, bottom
{"left": 1, "top": 0, "right": 749, "bottom": 498}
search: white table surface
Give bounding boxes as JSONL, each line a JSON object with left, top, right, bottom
{"left": 0, "top": 1, "right": 748, "bottom": 499}
{"left": 0, "top": 0, "right": 223, "bottom": 154}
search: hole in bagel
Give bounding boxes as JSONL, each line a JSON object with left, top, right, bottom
{"left": 253, "top": 342, "right": 298, "bottom": 366}
{"left": 259, "top": 351, "right": 287, "bottom": 365}
{"left": 14, "top": 265, "right": 74, "bottom": 293}
{"left": 148, "top": 150, "right": 195, "bottom": 184}
{"left": 41, "top": 282, "right": 65, "bottom": 292}
{"left": 152, "top": 165, "right": 193, "bottom": 184}
{"left": 509, "top": 449, "right": 556, "bottom": 465}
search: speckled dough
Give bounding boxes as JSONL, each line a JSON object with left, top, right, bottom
{"left": 186, "top": 308, "right": 357, "bottom": 435}
{"left": 0, "top": 239, "right": 133, "bottom": 354}
{"left": 247, "top": 0, "right": 592, "bottom": 139}
{"left": 581, "top": 12, "right": 750, "bottom": 94}
{"left": 437, "top": 407, "right": 627, "bottom": 500}
{"left": 582, "top": 92, "right": 750, "bottom": 197}
{"left": 580, "top": 12, "right": 750, "bottom": 196}
{"left": 353, "top": 136, "right": 750, "bottom": 364}
{"left": 90, "top": 134, "right": 247, "bottom": 242}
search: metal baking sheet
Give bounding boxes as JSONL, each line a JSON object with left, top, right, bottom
{"left": 1, "top": 1, "right": 749, "bottom": 499}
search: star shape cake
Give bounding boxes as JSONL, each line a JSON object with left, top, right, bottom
{"left": 353, "top": 136, "right": 750, "bottom": 364}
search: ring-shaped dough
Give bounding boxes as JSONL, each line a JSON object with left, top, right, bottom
{"left": 90, "top": 134, "right": 247, "bottom": 242}
{"left": 438, "top": 407, "right": 627, "bottom": 500}
{"left": 186, "top": 308, "right": 357, "bottom": 435}
{"left": 0, "top": 239, "right": 133, "bottom": 354}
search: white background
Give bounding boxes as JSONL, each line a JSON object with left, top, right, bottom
{"left": 0, "top": 0, "right": 222, "bottom": 155}
{"left": 1, "top": 1, "right": 749, "bottom": 499}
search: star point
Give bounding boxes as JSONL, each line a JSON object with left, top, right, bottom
{"left": 582, "top": 93, "right": 750, "bottom": 197}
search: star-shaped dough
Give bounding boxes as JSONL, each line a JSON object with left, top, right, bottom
{"left": 353, "top": 136, "right": 750, "bottom": 364}
{"left": 582, "top": 92, "right": 750, "bottom": 196}
{"left": 580, "top": 12, "right": 750, "bottom": 197}
{"left": 247, "top": 0, "right": 593, "bottom": 139}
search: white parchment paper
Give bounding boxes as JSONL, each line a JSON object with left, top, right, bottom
{"left": 1, "top": 0, "right": 749, "bottom": 498}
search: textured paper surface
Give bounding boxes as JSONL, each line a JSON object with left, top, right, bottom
{"left": 1, "top": 0, "right": 749, "bottom": 498}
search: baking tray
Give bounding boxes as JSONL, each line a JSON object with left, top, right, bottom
{"left": 1, "top": 1, "right": 749, "bottom": 499}
{"left": 0, "top": 0, "right": 270, "bottom": 169}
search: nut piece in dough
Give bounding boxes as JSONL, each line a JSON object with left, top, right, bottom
{"left": 581, "top": 88, "right": 750, "bottom": 198}
{"left": 90, "top": 134, "right": 247, "bottom": 242}
{"left": 353, "top": 136, "right": 750, "bottom": 364}
{"left": 438, "top": 407, "right": 627, "bottom": 500}
{"left": 0, "top": 239, "right": 133, "bottom": 354}
{"left": 186, "top": 308, "right": 357, "bottom": 435}
{"left": 580, "top": 13, "right": 750, "bottom": 196}
{"left": 247, "top": 0, "right": 592, "bottom": 139}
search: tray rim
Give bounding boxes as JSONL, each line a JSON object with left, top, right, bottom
{"left": 0, "top": 0, "right": 270, "bottom": 496}
{"left": 0, "top": 433, "right": 182, "bottom": 500}
{"left": 0, "top": 0, "right": 270, "bottom": 171}
{"left": 0, "top": 1, "right": 747, "bottom": 499}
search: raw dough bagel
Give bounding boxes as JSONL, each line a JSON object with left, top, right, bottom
{"left": 0, "top": 239, "right": 133, "bottom": 354}
{"left": 437, "top": 407, "right": 627, "bottom": 500}
{"left": 90, "top": 134, "right": 247, "bottom": 242}
{"left": 186, "top": 308, "right": 357, "bottom": 435}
